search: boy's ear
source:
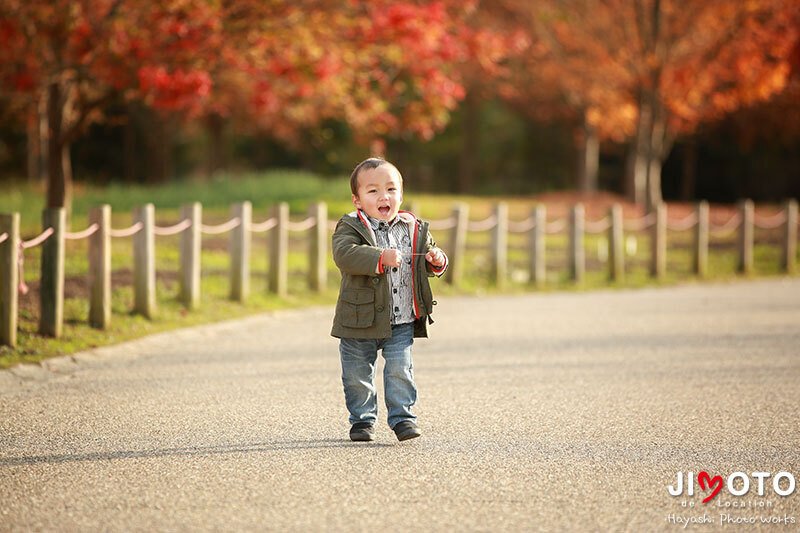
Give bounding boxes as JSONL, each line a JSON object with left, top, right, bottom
{"left": 352, "top": 194, "right": 361, "bottom": 209}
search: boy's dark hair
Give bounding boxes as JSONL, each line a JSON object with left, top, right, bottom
{"left": 350, "top": 157, "right": 390, "bottom": 195}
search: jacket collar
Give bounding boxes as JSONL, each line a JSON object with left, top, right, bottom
{"left": 346, "top": 210, "right": 418, "bottom": 244}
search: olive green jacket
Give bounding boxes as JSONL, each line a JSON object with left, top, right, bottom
{"left": 331, "top": 210, "right": 448, "bottom": 339}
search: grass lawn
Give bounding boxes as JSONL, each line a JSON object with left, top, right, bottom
{"left": 1, "top": 171, "right": 797, "bottom": 369}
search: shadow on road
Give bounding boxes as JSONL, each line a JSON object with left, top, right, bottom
{"left": 0, "top": 439, "right": 394, "bottom": 467}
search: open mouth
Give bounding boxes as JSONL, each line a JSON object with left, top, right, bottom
{"left": 378, "top": 206, "right": 391, "bottom": 216}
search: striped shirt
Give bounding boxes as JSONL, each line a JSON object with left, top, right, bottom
{"left": 368, "top": 214, "right": 415, "bottom": 325}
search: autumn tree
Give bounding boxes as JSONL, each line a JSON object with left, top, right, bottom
{"left": 625, "top": 0, "right": 799, "bottom": 208}
{"left": 0, "top": 0, "right": 224, "bottom": 211}
{"left": 441, "top": 2, "right": 529, "bottom": 193}
{"left": 498, "top": 0, "right": 799, "bottom": 207}
{"left": 496, "top": 0, "right": 635, "bottom": 193}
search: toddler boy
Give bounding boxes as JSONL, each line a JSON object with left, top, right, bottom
{"left": 331, "top": 157, "right": 447, "bottom": 442}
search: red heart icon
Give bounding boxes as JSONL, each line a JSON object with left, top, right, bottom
{"left": 698, "top": 471, "right": 723, "bottom": 503}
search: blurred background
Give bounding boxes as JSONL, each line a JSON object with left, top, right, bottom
{"left": 1, "top": 0, "right": 798, "bottom": 210}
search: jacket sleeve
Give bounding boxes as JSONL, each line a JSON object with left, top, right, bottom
{"left": 425, "top": 229, "right": 448, "bottom": 277}
{"left": 332, "top": 219, "right": 383, "bottom": 276}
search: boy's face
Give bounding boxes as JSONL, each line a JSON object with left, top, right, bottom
{"left": 352, "top": 164, "right": 403, "bottom": 221}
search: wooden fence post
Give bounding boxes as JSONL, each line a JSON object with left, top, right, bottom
{"left": 609, "top": 204, "right": 624, "bottom": 282}
{"left": 491, "top": 203, "right": 508, "bottom": 287}
{"left": 738, "top": 199, "right": 754, "bottom": 275}
{"left": 269, "top": 202, "right": 289, "bottom": 296}
{"left": 88, "top": 205, "right": 111, "bottom": 329}
{"left": 783, "top": 199, "right": 798, "bottom": 274}
{"left": 40, "top": 208, "right": 65, "bottom": 337}
{"left": 694, "top": 201, "right": 709, "bottom": 278}
{"left": 569, "top": 203, "right": 585, "bottom": 283}
{"left": 309, "top": 202, "right": 327, "bottom": 292}
{"left": 0, "top": 213, "right": 19, "bottom": 347}
{"left": 531, "top": 205, "right": 546, "bottom": 288}
{"left": 180, "top": 202, "right": 202, "bottom": 309}
{"left": 651, "top": 203, "right": 666, "bottom": 279}
{"left": 230, "top": 201, "right": 250, "bottom": 302}
{"left": 133, "top": 203, "right": 156, "bottom": 318}
{"left": 446, "top": 203, "right": 468, "bottom": 286}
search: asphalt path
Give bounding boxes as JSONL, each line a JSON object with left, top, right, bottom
{"left": 2, "top": 278, "right": 799, "bottom": 532}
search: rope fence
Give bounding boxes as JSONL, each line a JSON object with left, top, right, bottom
{"left": 467, "top": 215, "right": 498, "bottom": 232}
{"left": 584, "top": 217, "right": 612, "bottom": 234}
{"left": 251, "top": 218, "right": 278, "bottom": 233}
{"left": 624, "top": 213, "right": 657, "bottom": 232}
{"left": 545, "top": 219, "right": 568, "bottom": 234}
{"left": 152, "top": 219, "right": 191, "bottom": 236}
{"left": 21, "top": 227, "right": 54, "bottom": 249}
{"left": 0, "top": 198, "right": 798, "bottom": 348}
{"left": 753, "top": 211, "right": 788, "bottom": 230}
{"left": 200, "top": 217, "right": 241, "bottom": 235}
{"left": 109, "top": 222, "right": 143, "bottom": 238}
{"left": 287, "top": 217, "right": 317, "bottom": 232}
{"left": 666, "top": 213, "right": 698, "bottom": 232}
{"left": 428, "top": 218, "right": 456, "bottom": 231}
{"left": 709, "top": 213, "right": 742, "bottom": 236}
{"left": 507, "top": 218, "right": 535, "bottom": 234}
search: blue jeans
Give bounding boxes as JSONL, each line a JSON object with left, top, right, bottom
{"left": 339, "top": 322, "right": 417, "bottom": 429}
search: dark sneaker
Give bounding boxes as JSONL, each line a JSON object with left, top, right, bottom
{"left": 393, "top": 421, "right": 421, "bottom": 441}
{"left": 349, "top": 422, "right": 375, "bottom": 442}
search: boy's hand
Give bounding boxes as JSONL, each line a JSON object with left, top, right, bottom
{"left": 425, "top": 247, "right": 445, "bottom": 267}
{"left": 381, "top": 249, "right": 402, "bottom": 268}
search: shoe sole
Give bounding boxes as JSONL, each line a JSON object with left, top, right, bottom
{"left": 395, "top": 429, "right": 421, "bottom": 441}
{"left": 349, "top": 432, "right": 375, "bottom": 442}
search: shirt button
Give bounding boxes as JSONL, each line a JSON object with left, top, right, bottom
{"left": 393, "top": 288, "right": 398, "bottom": 294}
{"left": 394, "top": 306, "right": 399, "bottom": 311}
{"left": 392, "top": 267, "right": 398, "bottom": 272}
{"left": 372, "top": 277, "right": 379, "bottom": 284}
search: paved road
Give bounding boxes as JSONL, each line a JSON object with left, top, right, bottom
{"left": 2, "top": 278, "right": 799, "bottom": 532}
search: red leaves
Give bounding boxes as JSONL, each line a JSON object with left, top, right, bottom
{"left": 12, "top": 71, "right": 35, "bottom": 92}
{"left": 0, "top": 0, "right": 512, "bottom": 145}
{"left": 137, "top": 66, "right": 212, "bottom": 113}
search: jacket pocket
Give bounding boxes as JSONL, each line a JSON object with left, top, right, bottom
{"left": 337, "top": 288, "right": 375, "bottom": 328}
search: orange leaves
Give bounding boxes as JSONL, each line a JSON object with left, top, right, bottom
{"left": 660, "top": 0, "right": 799, "bottom": 131}
{"left": 499, "top": 0, "right": 799, "bottom": 143}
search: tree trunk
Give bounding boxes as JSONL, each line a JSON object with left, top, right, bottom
{"left": 576, "top": 114, "right": 599, "bottom": 193}
{"left": 680, "top": 139, "right": 698, "bottom": 200}
{"left": 37, "top": 91, "right": 48, "bottom": 184}
{"left": 645, "top": 106, "right": 673, "bottom": 211}
{"left": 625, "top": 98, "right": 650, "bottom": 206}
{"left": 647, "top": 157, "right": 663, "bottom": 210}
{"left": 146, "top": 111, "right": 174, "bottom": 184}
{"left": 123, "top": 102, "right": 137, "bottom": 183}
{"left": 646, "top": 113, "right": 664, "bottom": 211}
{"left": 45, "top": 82, "right": 72, "bottom": 213}
{"left": 628, "top": 91, "right": 674, "bottom": 211}
{"left": 458, "top": 90, "right": 479, "bottom": 194}
{"left": 206, "top": 113, "right": 226, "bottom": 177}
{"left": 26, "top": 106, "right": 41, "bottom": 184}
